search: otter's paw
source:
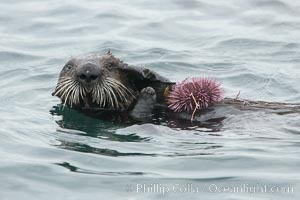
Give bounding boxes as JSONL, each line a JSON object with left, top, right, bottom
{"left": 142, "top": 69, "right": 156, "bottom": 80}
{"left": 130, "top": 87, "right": 157, "bottom": 121}
{"left": 140, "top": 87, "right": 156, "bottom": 98}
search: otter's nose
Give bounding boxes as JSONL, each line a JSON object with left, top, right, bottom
{"left": 77, "top": 63, "right": 100, "bottom": 84}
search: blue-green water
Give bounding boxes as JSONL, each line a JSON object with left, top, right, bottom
{"left": 0, "top": 0, "right": 300, "bottom": 199}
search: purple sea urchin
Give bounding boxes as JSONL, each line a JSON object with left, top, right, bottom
{"left": 167, "top": 77, "right": 223, "bottom": 120}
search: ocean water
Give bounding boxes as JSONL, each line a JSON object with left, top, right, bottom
{"left": 0, "top": 0, "right": 300, "bottom": 199}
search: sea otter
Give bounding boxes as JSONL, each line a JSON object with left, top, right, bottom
{"left": 53, "top": 52, "right": 300, "bottom": 123}
{"left": 52, "top": 52, "right": 175, "bottom": 121}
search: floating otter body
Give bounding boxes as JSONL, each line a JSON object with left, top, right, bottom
{"left": 53, "top": 52, "right": 300, "bottom": 124}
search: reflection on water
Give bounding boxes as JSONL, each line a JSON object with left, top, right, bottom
{"left": 57, "top": 141, "right": 156, "bottom": 157}
{"left": 50, "top": 104, "right": 224, "bottom": 157}
{"left": 56, "top": 162, "right": 154, "bottom": 176}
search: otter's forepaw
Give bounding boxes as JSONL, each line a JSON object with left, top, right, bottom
{"left": 142, "top": 69, "right": 156, "bottom": 80}
{"left": 130, "top": 87, "right": 157, "bottom": 121}
{"left": 140, "top": 87, "right": 156, "bottom": 98}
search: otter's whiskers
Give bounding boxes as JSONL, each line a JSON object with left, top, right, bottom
{"left": 92, "top": 77, "right": 135, "bottom": 109}
{"left": 53, "top": 76, "right": 135, "bottom": 109}
{"left": 53, "top": 77, "right": 86, "bottom": 108}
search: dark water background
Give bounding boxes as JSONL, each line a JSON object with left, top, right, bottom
{"left": 0, "top": 0, "right": 300, "bottom": 199}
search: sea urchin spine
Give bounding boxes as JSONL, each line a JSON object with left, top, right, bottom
{"left": 167, "top": 77, "right": 223, "bottom": 120}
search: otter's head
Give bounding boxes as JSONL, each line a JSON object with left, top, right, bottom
{"left": 52, "top": 53, "right": 136, "bottom": 109}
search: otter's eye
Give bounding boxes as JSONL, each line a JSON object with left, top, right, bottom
{"left": 66, "top": 64, "right": 72, "bottom": 70}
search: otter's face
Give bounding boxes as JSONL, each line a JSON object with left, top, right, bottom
{"left": 58, "top": 56, "right": 110, "bottom": 89}
{"left": 52, "top": 54, "right": 135, "bottom": 109}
